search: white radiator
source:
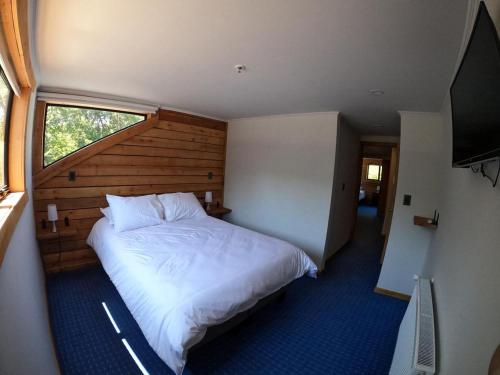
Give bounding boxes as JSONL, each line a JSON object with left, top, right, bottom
{"left": 389, "top": 277, "right": 436, "bottom": 375}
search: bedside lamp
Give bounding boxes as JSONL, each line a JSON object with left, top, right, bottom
{"left": 47, "top": 204, "right": 58, "bottom": 233}
{"left": 205, "top": 191, "right": 213, "bottom": 211}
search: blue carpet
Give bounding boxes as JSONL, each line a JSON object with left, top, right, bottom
{"left": 47, "top": 206, "right": 407, "bottom": 374}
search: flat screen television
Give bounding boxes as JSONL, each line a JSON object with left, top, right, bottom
{"left": 450, "top": 2, "right": 500, "bottom": 167}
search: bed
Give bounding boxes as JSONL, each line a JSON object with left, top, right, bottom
{"left": 87, "top": 215, "right": 317, "bottom": 374}
{"left": 359, "top": 188, "right": 366, "bottom": 201}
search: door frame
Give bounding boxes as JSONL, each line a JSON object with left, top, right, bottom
{"left": 352, "top": 141, "right": 399, "bottom": 250}
{"left": 380, "top": 144, "right": 400, "bottom": 263}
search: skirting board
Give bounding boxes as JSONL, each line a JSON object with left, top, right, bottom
{"left": 374, "top": 287, "right": 411, "bottom": 301}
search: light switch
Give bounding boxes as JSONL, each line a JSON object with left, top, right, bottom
{"left": 403, "top": 194, "right": 412, "bottom": 206}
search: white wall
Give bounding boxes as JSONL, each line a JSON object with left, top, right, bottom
{"left": 224, "top": 112, "right": 339, "bottom": 268}
{"left": 380, "top": 2, "right": 500, "bottom": 372}
{"left": 421, "top": 1, "right": 500, "bottom": 373}
{"left": 420, "top": 96, "right": 500, "bottom": 375}
{"left": 324, "top": 116, "right": 360, "bottom": 262}
{"left": 0, "top": 92, "right": 60, "bottom": 375}
{"left": 377, "top": 112, "right": 443, "bottom": 295}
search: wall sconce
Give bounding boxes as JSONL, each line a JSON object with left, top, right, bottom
{"left": 205, "top": 191, "right": 213, "bottom": 211}
{"left": 47, "top": 204, "right": 58, "bottom": 233}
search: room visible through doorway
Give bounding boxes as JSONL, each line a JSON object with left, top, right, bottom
{"left": 356, "top": 142, "right": 399, "bottom": 264}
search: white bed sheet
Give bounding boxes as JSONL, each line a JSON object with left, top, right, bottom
{"left": 359, "top": 189, "right": 366, "bottom": 201}
{"left": 87, "top": 216, "right": 317, "bottom": 374}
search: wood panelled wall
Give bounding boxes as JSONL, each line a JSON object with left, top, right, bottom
{"left": 32, "top": 105, "right": 227, "bottom": 273}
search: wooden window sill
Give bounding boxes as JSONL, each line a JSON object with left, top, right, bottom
{"left": 0, "top": 192, "right": 28, "bottom": 265}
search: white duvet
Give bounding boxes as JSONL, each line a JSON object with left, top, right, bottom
{"left": 87, "top": 216, "right": 317, "bottom": 374}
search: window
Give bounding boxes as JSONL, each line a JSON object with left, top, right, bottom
{"left": 0, "top": 69, "right": 13, "bottom": 197}
{"left": 367, "top": 164, "right": 382, "bottom": 181}
{"left": 43, "top": 104, "right": 146, "bottom": 166}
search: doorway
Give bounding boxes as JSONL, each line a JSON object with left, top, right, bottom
{"left": 355, "top": 142, "right": 399, "bottom": 263}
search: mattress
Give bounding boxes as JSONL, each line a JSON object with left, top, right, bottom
{"left": 87, "top": 216, "right": 317, "bottom": 374}
{"left": 359, "top": 189, "right": 366, "bottom": 201}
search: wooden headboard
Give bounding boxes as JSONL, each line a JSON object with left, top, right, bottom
{"left": 32, "top": 104, "right": 227, "bottom": 273}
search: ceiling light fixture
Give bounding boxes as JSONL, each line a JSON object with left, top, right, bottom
{"left": 368, "top": 89, "right": 384, "bottom": 96}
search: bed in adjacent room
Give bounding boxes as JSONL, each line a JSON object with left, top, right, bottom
{"left": 87, "top": 193, "right": 317, "bottom": 375}
{"left": 359, "top": 188, "right": 366, "bottom": 201}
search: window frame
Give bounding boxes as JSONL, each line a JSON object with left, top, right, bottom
{"left": 42, "top": 103, "right": 147, "bottom": 168}
{"left": 366, "top": 163, "right": 383, "bottom": 182}
{"left": 0, "top": 68, "right": 14, "bottom": 198}
{"left": 0, "top": 0, "right": 36, "bottom": 264}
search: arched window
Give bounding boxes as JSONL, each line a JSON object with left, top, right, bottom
{"left": 0, "top": 68, "right": 13, "bottom": 198}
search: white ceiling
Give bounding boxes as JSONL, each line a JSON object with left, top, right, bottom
{"left": 35, "top": 0, "right": 468, "bottom": 134}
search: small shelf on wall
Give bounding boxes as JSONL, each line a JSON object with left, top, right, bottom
{"left": 205, "top": 206, "right": 232, "bottom": 219}
{"left": 413, "top": 216, "right": 438, "bottom": 229}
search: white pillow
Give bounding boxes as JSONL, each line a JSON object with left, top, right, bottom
{"left": 106, "top": 194, "right": 164, "bottom": 232}
{"left": 100, "top": 207, "right": 114, "bottom": 225}
{"left": 158, "top": 192, "right": 207, "bottom": 222}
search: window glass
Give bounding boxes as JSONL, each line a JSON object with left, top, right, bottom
{"left": 43, "top": 105, "right": 146, "bottom": 166}
{"left": 0, "top": 70, "right": 13, "bottom": 193}
{"left": 367, "top": 164, "right": 382, "bottom": 181}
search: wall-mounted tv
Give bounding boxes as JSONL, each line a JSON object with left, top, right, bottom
{"left": 451, "top": 2, "right": 500, "bottom": 167}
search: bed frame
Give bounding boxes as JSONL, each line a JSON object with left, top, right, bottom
{"left": 190, "top": 286, "right": 287, "bottom": 351}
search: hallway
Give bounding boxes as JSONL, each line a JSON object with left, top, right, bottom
{"left": 353, "top": 205, "right": 385, "bottom": 249}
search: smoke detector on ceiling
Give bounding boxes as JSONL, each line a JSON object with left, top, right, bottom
{"left": 234, "top": 64, "right": 247, "bottom": 73}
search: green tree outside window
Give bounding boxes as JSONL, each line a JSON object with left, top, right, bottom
{"left": 44, "top": 105, "right": 145, "bottom": 166}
